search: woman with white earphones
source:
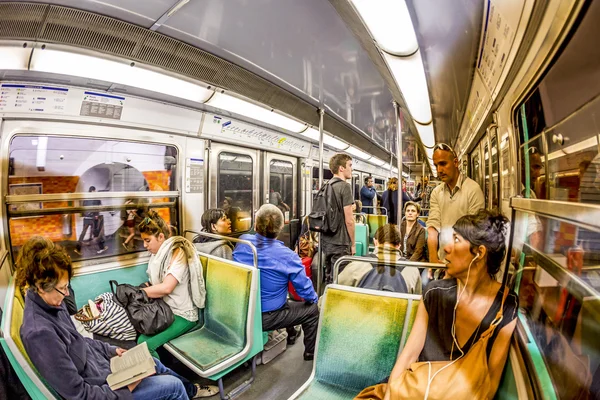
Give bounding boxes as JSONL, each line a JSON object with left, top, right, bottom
{"left": 363, "top": 210, "right": 518, "bottom": 400}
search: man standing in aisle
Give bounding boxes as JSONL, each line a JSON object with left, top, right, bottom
{"left": 360, "top": 176, "right": 377, "bottom": 214}
{"left": 321, "top": 153, "right": 355, "bottom": 283}
{"left": 426, "top": 143, "right": 484, "bottom": 272}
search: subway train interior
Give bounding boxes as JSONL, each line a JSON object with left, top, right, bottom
{"left": 0, "top": 0, "right": 598, "bottom": 399}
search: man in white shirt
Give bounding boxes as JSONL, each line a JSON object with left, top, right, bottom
{"left": 426, "top": 143, "right": 485, "bottom": 269}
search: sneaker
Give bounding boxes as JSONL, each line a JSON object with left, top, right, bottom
{"left": 97, "top": 246, "right": 108, "bottom": 254}
{"left": 192, "top": 383, "right": 219, "bottom": 398}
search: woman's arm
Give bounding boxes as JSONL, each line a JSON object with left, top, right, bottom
{"left": 384, "top": 301, "right": 429, "bottom": 400}
{"left": 487, "top": 319, "right": 517, "bottom": 398}
{"left": 142, "top": 274, "right": 178, "bottom": 298}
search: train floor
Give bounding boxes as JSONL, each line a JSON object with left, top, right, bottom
{"left": 161, "top": 329, "right": 313, "bottom": 400}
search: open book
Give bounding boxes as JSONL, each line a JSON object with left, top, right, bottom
{"left": 106, "top": 342, "right": 156, "bottom": 390}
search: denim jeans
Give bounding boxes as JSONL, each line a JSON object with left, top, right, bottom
{"left": 132, "top": 357, "right": 196, "bottom": 400}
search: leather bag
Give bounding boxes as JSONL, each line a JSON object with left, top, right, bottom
{"left": 355, "top": 288, "right": 509, "bottom": 400}
{"left": 110, "top": 280, "right": 174, "bottom": 336}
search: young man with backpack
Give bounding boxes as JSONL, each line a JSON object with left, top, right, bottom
{"left": 310, "top": 153, "right": 355, "bottom": 283}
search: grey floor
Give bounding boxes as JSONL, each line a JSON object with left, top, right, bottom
{"left": 165, "top": 330, "right": 313, "bottom": 400}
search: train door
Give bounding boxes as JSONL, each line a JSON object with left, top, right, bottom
{"left": 490, "top": 135, "right": 500, "bottom": 209}
{"left": 483, "top": 140, "right": 491, "bottom": 208}
{"left": 264, "top": 152, "right": 298, "bottom": 247}
{"left": 209, "top": 143, "right": 260, "bottom": 233}
{"left": 471, "top": 146, "right": 483, "bottom": 189}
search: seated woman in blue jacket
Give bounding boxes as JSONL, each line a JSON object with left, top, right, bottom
{"left": 17, "top": 236, "right": 216, "bottom": 399}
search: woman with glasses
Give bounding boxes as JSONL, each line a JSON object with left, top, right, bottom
{"left": 193, "top": 208, "right": 234, "bottom": 260}
{"left": 17, "top": 236, "right": 216, "bottom": 399}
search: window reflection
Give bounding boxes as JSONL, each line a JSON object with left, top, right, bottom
{"left": 218, "top": 152, "right": 253, "bottom": 233}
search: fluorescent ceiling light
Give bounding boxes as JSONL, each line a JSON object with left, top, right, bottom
{"left": 351, "top": 0, "right": 418, "bottom": 56}
{"left": 207, "top": 92, "right": 306, "bottom": 133}
{"left": 382, "top": 163, "right": 392, "bottom": 170}
{"left": 392, "top": 167, "right": 399, "bottom": 174}
{"left": 346, "top": 146, "right": 370, "bottom": 160}
{"left": 425, "top": 147, "right": 434, "bottom": 160}
{"left": 30, "top": 48, "right": 213, "bottom": 103}
{"left": 0, "top": 46, "right": 30, "bottom": 70}
{"left": 547, "top": 136, "right": 598, "bottom": 161}
{"left": 36, "top": 137, "right": 48, "bottom": 171}
{"left": 415, "top": 122, "right": 435, "bottom": 148}
{"left": 324, "top": 134, "right": 349, "bottom": 150}
{"left": 301, "top": 127, "right": 321, "bottom": 141}
{"left": 369, "top": 157, "right": 386, "bottom": 166}
{"left": 384, "top": 50, "right": 432, "bottom": 124}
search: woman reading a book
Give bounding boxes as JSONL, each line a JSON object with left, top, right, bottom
{"left": 17, "top": 236, "right": 217, "bottom": 399}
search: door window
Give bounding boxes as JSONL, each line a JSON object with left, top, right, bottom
{"left": 218, "top": 152, "right": 253, "bottom": 233}
{"left": 269, "top": 160, "right": 295, "bottom": 221}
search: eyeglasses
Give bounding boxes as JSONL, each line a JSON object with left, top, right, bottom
{"left": 433, "top": 143, "right": 457, "bottom": 158}
{"left": 54, "top": 285, "right": 69, "bottom": 297}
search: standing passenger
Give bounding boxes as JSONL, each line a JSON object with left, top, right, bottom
{"left": 75, "top": 186, "right": 106, "bottom": 255}
{"left": 382, "top": 178, "right": 399, "bottom": 225}
{"left": 360, "top": 176, "right": 377, "bottom": 214}
{"left": 320, "top": 154, "right": 355, "bottom": 283}
{"left": 426, "top": 143, "right": 484, "bottom": 278}
{"left": 233, "top": 204, "right": 319, "bottom": 361}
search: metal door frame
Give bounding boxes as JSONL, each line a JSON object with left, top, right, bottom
{"left": 263, "top": 152, "right": 298, "bottom": 221}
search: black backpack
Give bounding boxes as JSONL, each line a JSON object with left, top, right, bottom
{"left": 308, "top": 180, "right": 342, "bottom": 235}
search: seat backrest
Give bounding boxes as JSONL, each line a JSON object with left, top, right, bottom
{"left": 204, "top": 258, "right": 252, "bottom": 348}
{"left": 354, "top": 223, "right": 369, "bottom": 256}
{"left": 314, "top": 285, "right": 420, "bottom": 391}
{"left": 10, "top": 287, "right": 32, "bottom": 366}
{"left": 367, "top": 215, "right": 388, "bottom": 241}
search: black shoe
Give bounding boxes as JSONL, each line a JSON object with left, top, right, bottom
{"left": 287, "top": 335, "right": 297, "bottom": 345}
{"left": 303, "top": 352, "right": 314, "bottom": 361}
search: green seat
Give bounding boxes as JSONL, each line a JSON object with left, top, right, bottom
{"left": 289, "top": 285, "right": 421, "bottom": 400}
{"left": 354, "top": 223, "right": 369, "bottom": 256}
{"left": 366, "top": 214, "right": 388, "bottom": 243}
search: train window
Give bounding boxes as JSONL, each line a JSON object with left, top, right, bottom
{"left": 483, "top": 142, "right": 490, "bottom": 207}
{"left": 312, "top": 167, "right": 333, "bottom": 192}
{"left": 513, "top": 211, "right": 600, "bottom": 398}
{"left": 490, "top": 135, "right": 499, "bottom": 209}
{"left": 471, "top": 150, "right": 483, "bottom": 188}
{"left": 218, "top": 152, "right": 253, "bottom": 233}
{"left": 520, "top": 135, "right": 546, "bottom": 200}
{"left": 500, "top": 135, "right": 513, "bottom": 200}
{"left": 6, "top": 135, "right": 179, "bottom": 262}
{"left": 374, "top": 177, "right": 385, "bottom": 192}
{"left": 352, "top": 174, "right": 360, "bottom": 200}
{"left": 269, "top": 160, "right": 295, "bottom": 220}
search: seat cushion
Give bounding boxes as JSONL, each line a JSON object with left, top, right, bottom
{"left": 296, "top": 380, "right": 361, "bottom": 400}
{"left": 168, "top": 327, "right": 244, "bottom": 371}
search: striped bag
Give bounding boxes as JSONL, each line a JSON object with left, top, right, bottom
{"left": 74, "top": 292, "right": 137, "bottom": 341}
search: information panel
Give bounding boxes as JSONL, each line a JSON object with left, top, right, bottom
{"left": 0, "top": 83, "right": 68, "bottom": 114}
{"left": 186, "top": 158, "right": 204, "bottom": 193}
{"left": 80, "top": 91, "right": 125, "bottom": 120}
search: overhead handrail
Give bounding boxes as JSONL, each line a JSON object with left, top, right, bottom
{"left": 362, "top": 206, "right": 388, "bottom": 215}
{"left": 183, "top": 230, "right": 258, "bottom": 269}
{"left": 7, "top": 202, "right": 176, "bottom": 218}
{"left": 510, "top": 197, "right": 600, "bottom": 233}
{"left": 5, "top": 191, "right": 179, "bottom": 203}
{"left": 332, "top": 255, "right": 446, "bottom": 284}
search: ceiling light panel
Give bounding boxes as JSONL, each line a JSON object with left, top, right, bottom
{"left": 384, "top": 50, "right": 432, "bottom": 124}
{"left": 323, "top": 134, "right": 349, "bottom": 150}
{"left": 0, "top": 46, "right": 30, "bottom": 70}
{"left": 369, "top": 157, "right": 386, "bottom": 166}
{"left": 30, "top": 48, "right": 213, "bottom": 103}
{"left": 346, "top": 146, "right": 370, "bottom": 160}
{"left": 351, "top": 0, "right": 418, "bottom": 55}
{"left": 207, "top": 92, "right": 306, "bottom": 133}
{"left": 415, "top": 122, "right": 435, "bottom": 148}
{"left": 301, "top": 127, "right": 321, "bottom": 141}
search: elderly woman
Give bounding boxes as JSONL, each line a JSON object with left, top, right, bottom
{"left": 17, "top": 236, "right": 214, "bottom": 399}
{"left": 358, "top": 210, "right": 518, "bottom": 399}
{"left": 233, "top": 204, "right": 319, "bottom": 361}
{"left": 193, "top": 208, "right": 233, "bottom": 259}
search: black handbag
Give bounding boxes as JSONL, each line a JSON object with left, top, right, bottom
{"left": 110, "top": 280, "right": 174, "bottom": 336}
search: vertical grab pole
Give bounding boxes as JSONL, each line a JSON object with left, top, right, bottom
{"left": 393, "top": 101, "right": 403, "bottom": 222}
{"left": 317, "top": 108, "right": 325, "bottom": 295}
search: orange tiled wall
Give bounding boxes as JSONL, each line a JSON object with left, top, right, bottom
{"left": 9, "top": 176, "right": 80, "bottom": 246}
{"left": 9, "top": 171, "right": 174, "bottom": 246}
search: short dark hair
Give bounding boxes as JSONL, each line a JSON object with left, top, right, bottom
{"left": 364, "top": 176, "right": 373, "bottom": 185}
{"left": 329, "top": 154, "right": 352, "bottom": 174}
{"left": 15, "top": 237, "right": 73, "bottom": 291}
{"left": 255, "top": 204, "right": 284, "bottom": 239}
{"left": 374, "top": 224, "right": 401, "bottom": 247}
{"left": 453, "top": 209, "right": 509, "bottom": 279}
{"left": 201, "top": 209, "right": 227, "bottom": 233}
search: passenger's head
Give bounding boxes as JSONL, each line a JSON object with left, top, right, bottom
{"left": 201, "top": 208, "right": 231, "bottom": 235}
{"left": 329, "top": 154, "right": 353, "bottom": 179}
{"left": 255, "top": 204, "right": 284, "bottom": 239}
{"left": 522, "top": 147, "right": 543, "bottom": 184}
{"left": 15, "top": 237, "right": 73, "bottom": 307}
{"left": 138, "top": 209, "right": 171, "bottom": 254}
{"left": 433, "top": 143, "right": 459, "bottom": 184}
{"left": 402, "top": 179, "right": 407, "bottom": 191}
{"left": 89, "top": 186, "right": 96, "bottom": 192}
{"left": 444, "top": 209, "right": 509, "bottom": 280}
{"left": 364, "top": 176, "right": 373, "bottom": 187}
{"left": 352, "top": 200, "right": 362, "bottom": 213}
{"left": 387, "top": 177, "right": 398, "bottom": 191}
{"left": 404, "top": 201, "right": 421, "bottom": 222}
{"left": 373, "top": 224, "right": 402, "bottom": 249}
{"left": 222, "top": 197, "right": 233, "bottom": 211}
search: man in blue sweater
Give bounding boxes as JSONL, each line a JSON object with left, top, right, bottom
{"left": 360, "top": 176, "right": 377, "bottom": 214}
{"left": 234, "top": 204, "right": 319, "bottom": 361}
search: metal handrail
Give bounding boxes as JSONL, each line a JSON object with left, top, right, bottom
{"left": 510, "top": 197, "right": 600, "bottom": 233}
{"left": 5, "top": 191, "right": 179, "bottom": 203}
{"left": 353, "top": 213, "right": 367, "bottom": 224}
{"left": 332, "top": 255, "right": 446, "bottom": 284}
{"left": 361, "top": 206, "right": 388, "bottom": 215}
{"left": 183, "top": 230, "right": 258, "bottom": 269}
{"left": 7, "top": 202, "right": 175, "bottom": 218}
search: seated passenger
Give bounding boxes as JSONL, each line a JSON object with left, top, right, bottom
{"left": 17, "top": 236, "right": 216, "bottom": 399}
{"left": 399, "top": 201, "right": 427, "bottom": 262}
{"left": 193, "top": 209, "right": 233, "bottom": 259}
{"left": 338, "top": 224, "right": 421, "bottom": 294}
{"left": 233, "top": 204, "right": 319, "bottom": 361}
{"left": 352, "top": 199, "right": 365, "bottom": 223}
{"left": 370, "top": 210, "right": 518, "bottom": 399}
